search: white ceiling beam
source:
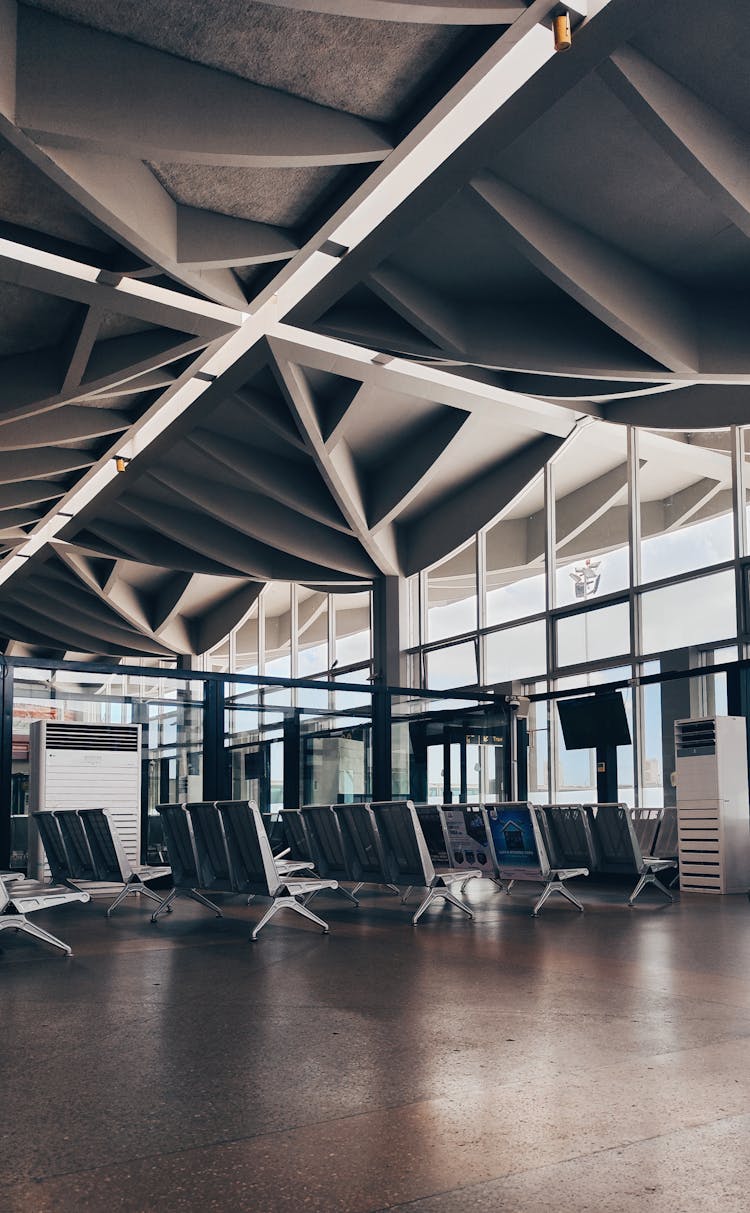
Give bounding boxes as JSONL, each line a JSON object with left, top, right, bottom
{"left": 471, "top": 171, "right": 700, "bottom": 373}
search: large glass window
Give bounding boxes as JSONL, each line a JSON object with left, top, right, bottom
{"left": 485, "top": 478, "right": 545, "bottom": 626}
{"left": 553, "top": 425, "right": 629, "bottom": 607}
{"left": 425, "top": 641, "right": 477, "bottom": 689}
{"left": 263, "top": 583, "right": 292, "bottom": 677}
{"left": 427, "top": 540, "right": 477, "bottom": 642}
{"left": 556, "top": 601, "right": 630, "bottom": 668}
{"left": 640, "top": 569, "right": 736, "bottom": 655}
{"left": 235, "top": 604, "right": 259, "bottom": 674}
{"left": 333, "top": 590, "right": 371, "bottom": 668}
{"left": 485, "top": 620, "right": 546, "bottom": 685}
{"left": 639, "top": 430, "right": 733, "bottom": 583}
{"left": 297, "top": 589, "right": 328, "bottom": 676}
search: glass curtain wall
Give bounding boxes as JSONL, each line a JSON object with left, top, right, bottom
{"left": 10, "top": 666, "right": 203, "bottom": 870}
{"left": 409, "top": 422, "right": 750, "bottom": 805}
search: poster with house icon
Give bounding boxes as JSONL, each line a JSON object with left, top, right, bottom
{"left": 487, "top": 806, "right": 539, "bottom": 869}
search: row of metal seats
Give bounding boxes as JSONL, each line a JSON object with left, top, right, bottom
{"left": 154, "top": 800, "right": 337, "bottom": 938}
{"left": 281, "top": 801, "right": 478, "bottom": 925}
{"left": 413, "top": 802, "right": 677, "bottom": 909}
{"left": 33, "top": 807, "right": 170, "bottom": 915}
{"left": 12, "top": 799, "right": 679, "bottom": 957}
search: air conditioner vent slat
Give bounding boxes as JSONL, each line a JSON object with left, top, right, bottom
{"left": 44, "top": 724, "right": 139, "bottom": 751}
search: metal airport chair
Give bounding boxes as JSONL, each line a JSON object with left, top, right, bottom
{"left": 582, "top": 803, "right": 676, "bottom": 905}
{"left": 651, "top": 806, "right": 680, "bottom": 887}
{"left": 280, "top": 807, "right": 320, "bottom": 874}
{"left": 540, "top": 805, "right": 597, "bottom": 874}
{"left": 0, "top": 870, "right": 90, "bottom": 956}
{"left": 151, "top": 803, "right": 224, "bottom": 921}
{"left": 440, "top": 803, "right": 506, "bottom": 895}
{"left": 299, "top": 805, "right": 362, "bottom": 905}
{"left": 369, "top": 800, "right": 480, "bottom": 925}
{"left": 483, "top": 803, "right": 589, "bottom": 916}
{"left": 32, "top": 810, "right": 85, "bottom": 891}
{"left": 74, "top": 808, "right": 171, "bottom": 916}
{"left": 331, "top": 803, "right": 401, "bottom": 897}
{"left": 54, "top": 810, "right": 98, "bottom": 885}
{"left": 216, "top": 801, "right": 338, "bottom": 939}
{"left": 630, "top": 807, "right": 662, "bottom": 858}
{"left": 186, "top": 802, "right": 237, "bottom": 895}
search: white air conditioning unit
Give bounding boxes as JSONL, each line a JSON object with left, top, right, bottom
{"left": 674, "top": 716, "right": 750, "bottom": 894}
{"left": 27, "top": 722, "right": 142, "bottom": 882}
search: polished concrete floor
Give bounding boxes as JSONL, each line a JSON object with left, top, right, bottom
{"left": 2, "top": 878, "right": 750, "bottom": 1213}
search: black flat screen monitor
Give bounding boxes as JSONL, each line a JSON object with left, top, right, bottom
{"left": 557, "top": 692, "right": 631, "bottom": 750}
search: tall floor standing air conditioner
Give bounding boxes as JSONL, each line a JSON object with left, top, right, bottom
{"left": 674, "top": 716, "right": 750, "bottom": 894}
{"left": 28, "top": 721, "right": 142, "bottom": 882}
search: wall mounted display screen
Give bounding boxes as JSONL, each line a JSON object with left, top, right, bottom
{"left": 557, "top": 692, "right": 631, "bottom": 750}
{"left": 486, "top": 805, "right": 539, "bottom": 869}
{"left": 443, "top": 806, "right": 491, "bottom": 870}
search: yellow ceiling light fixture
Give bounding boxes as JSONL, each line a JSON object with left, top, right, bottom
{"left": 553, "top": 12, "right": 572, "bottom": 52}
{"left": 114, "top": 456, "right": 130, "bottom": 473}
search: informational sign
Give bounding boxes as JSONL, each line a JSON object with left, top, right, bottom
{"left": 486, "top": 805, "right": 539, "bottom": 869}
{"left": 443, "top": 806, "right": 492, "bottom": 871}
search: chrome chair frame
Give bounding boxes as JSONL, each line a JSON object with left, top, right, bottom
{"left": 217, "top": 801, "right": 338, "bottom": 939}
{"left": 484, "top": 803, "right": 589, "bottom": 916}
{"left": 0, "top": 871, "right": 89, "bottom": 955}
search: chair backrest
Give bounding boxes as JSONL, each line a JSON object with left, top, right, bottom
{"left": 630, "top": 807, "right": 661, "bottom": 857}
{"left": 583, "top": 803, "right": 640, "bottom": 873}
{"left": 157, "top": 803, "right": 199, "bottom": 889}
{"left": 55, "top": 810, "right": 98, "bottom": 882}
{"left": 32, "top": 811, "right": 72, "bottom": 885}
{"left": 299, "top": 806, "right": 353, "bottom": 882}
{"left": 542, "top": 805, "right": 596, "bottom": 869}
{"left": 333, "top": 802, "right": 387, "bottom": 884}
{"left": 369, "top": 800, "right": 434, "bottom": 887}
{"left": 414, "top": 805, "right": 450, "bottom": 866}
{"left": 653, "top": 806, "right": 678, "bottom": 858}
{"left": 186, "top": 802, "right": 235, "bottom": 891}
{"left": 76, "top": 808, "right": 132, "bottom": 883}
{"left": 281, "top": 807, "right": 313, "bottom": 861}
{"left": 216, "top": 801, "right": 281, "bottom": 897}
{"left": 442, "top": 804, "right": 492, "bottom": 872}
{"left": 483, "top": 802, "right": 550, "bottom": 879}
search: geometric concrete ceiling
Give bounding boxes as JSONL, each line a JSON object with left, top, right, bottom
{"left": 1, "top": 0, "right": 749, "bottom": 657}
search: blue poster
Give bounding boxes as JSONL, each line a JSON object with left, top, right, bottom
{"left": 487, "top": 806, "right": 539, "bottom": 869}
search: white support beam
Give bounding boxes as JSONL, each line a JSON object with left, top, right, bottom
{"left": 15, "top": 8, "right": 391, "bottom": 167}
{"left": 601, "top": 46, "right": 750, "bottom": 240}
{"left": 471, "top": 171, "right": 700, "bottom": 373}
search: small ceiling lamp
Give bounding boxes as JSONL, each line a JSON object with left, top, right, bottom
{"left": 553, "top": 11, "right": 572, "bottom": 52}
{"left": 114, "top": 456, "right": 130, "bottom": 473}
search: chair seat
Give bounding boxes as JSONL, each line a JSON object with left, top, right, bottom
{"left": 282, "top": 877, "right": 338, "bottom": 895}
{"left": 436, "top": 868, "right": 481, "bottom": 885}
{"left": 132, "top": 865, "right": 170, "bottom": 881}
{"left": 642, "top": 857, "right": 677, "bottom": 872}
{"left": 10, "top": 884, "right": 90, "bottom": 912}
{"left": 277, "top": 859, "right": 315, "bottom": 876}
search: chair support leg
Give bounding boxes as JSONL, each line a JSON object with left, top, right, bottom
{"left": 0, "top": 915, "right": 72, "bottom": 955}
{"left": 105, "top": 883, "right": 132, "bottom": 917}
{"left": 151, "top": 887, "right": 177, "bottom": 922}
{"left": 412, "top": 887, "right": 473, "bottom": 924}
{"left": 401, "top": 886, "right": 413, "bottom": 904}
{"left": 188, "top": 889, "right": 224, "bottom": 917}
{"left": 251, "top": 896, "right": 329, "bottom": 939}
{"left": 628, "top": 871, "right": 673, "bottom": 906}
{"left": 138, "top": 884, "right": 168, "bottom": 908}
